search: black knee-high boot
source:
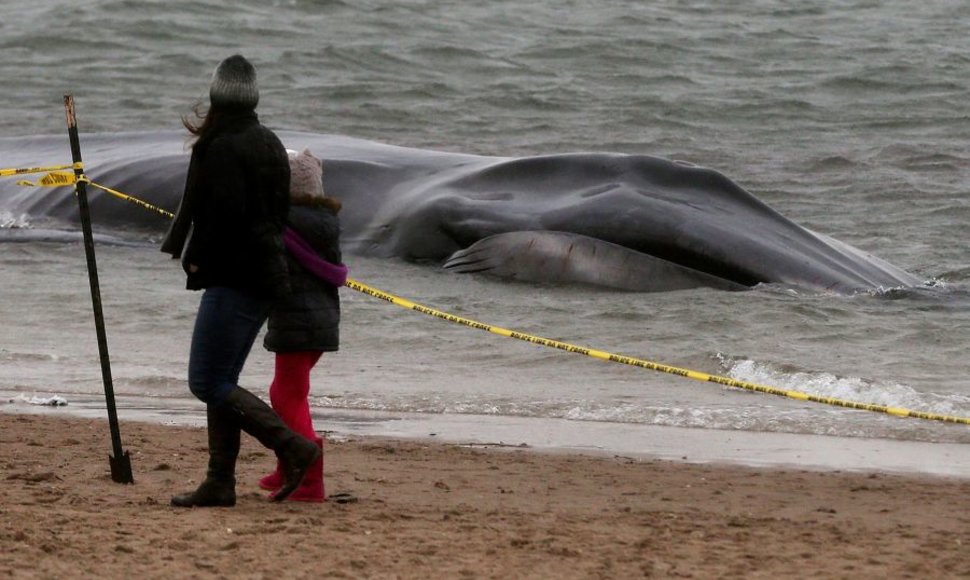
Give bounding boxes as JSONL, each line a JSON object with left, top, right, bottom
{"left": 171, "top": 404, "right": 241, "bottom": 507}
{"left": 221, "top": 386, "right": 320, "bottom": 502}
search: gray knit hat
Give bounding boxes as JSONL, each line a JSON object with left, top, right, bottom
{"left": 209, "top": 54, "right": 259, "bottom": 109}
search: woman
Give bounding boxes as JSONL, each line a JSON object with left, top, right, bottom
{"left": 161, "top": 54, "right": 320, "bottom": 507}
{"left": 257, "top": 149, "right": 346, "bottom": 502}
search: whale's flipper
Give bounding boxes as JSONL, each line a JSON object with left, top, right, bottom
{"left": 443, "top": 231, "right": 747, "bottom": 292}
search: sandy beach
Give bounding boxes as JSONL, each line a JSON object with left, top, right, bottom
{"left": 0, "top": 413, "right": 968, "bottom": 579}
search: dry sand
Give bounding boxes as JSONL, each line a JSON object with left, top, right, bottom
{"left": 1, "top": 413, "right": 968, "bottom": 579}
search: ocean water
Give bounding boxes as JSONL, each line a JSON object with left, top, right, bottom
{"left": 1, "top": 1, "right": 969, "bottom": 464}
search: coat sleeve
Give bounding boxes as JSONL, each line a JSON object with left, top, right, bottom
{"left": 160, "top": 150, "right": 201, "bottom": 259}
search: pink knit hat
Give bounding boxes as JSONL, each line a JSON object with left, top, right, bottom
{"left": 287, "top": 149, "right": 325, "bottom": 200}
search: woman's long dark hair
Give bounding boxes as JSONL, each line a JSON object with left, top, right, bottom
{"left": 181, "top": 101, "right": 220, "bottom": 147}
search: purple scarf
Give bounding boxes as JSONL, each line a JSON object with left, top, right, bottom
{"left": 283, "top": 227, "right": 348, "bottom": 287}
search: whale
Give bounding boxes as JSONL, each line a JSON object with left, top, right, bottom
{"left": 0, "top": 130, "right": 922, "bottom": 293}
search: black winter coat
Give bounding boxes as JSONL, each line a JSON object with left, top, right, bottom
{"left": 161, "top": 110, "right": 290, "bottom": 298}
{"left": 263, "top": 203, "right": 342, "bottom": 353}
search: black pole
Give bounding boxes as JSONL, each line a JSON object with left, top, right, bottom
{"left": 63, "top": 95, "right": 134, "bottom": 484}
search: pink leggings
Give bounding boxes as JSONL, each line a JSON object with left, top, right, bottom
{"left": 268, "top": 351, "right": 323, "bottom": 440}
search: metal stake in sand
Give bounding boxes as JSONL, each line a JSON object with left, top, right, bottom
{"left": 64, "top": 95, "right": 134, "bottom": 484}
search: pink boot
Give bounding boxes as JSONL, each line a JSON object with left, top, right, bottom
{"left": 271, "top": 437, "right": 324, "bottom": 502}
{"left": 260, "top": 352, "right": 322, "bottom": 492}
{"left": 258, "top": 461, "right": 283, "bottom": 491}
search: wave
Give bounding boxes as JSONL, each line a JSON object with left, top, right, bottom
{"left": 716, "top": 353, "right": 970, "bottom": 420}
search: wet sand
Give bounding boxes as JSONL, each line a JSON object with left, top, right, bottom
{"left": 1, "top": 413, "right": 968, "bottom": 579}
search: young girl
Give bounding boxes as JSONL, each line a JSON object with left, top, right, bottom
{"left": 259, "top": 149, "right": 346, "bottom": 502}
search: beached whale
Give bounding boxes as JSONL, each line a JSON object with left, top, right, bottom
{"left": 0, "top": 130, "right": 921, "bottom": 293}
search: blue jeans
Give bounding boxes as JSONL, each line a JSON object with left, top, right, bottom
{"left": 188, "top": 287, "right": 272, "bottom": 405}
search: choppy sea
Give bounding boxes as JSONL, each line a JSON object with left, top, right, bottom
{"left": 1, "top": 0, "right": 969, "bottom": 472}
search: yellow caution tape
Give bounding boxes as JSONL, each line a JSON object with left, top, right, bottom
{"left": 9, "top": 159, "right": 968, "bottom": 425}
{"left": 16, "top": 171, "right": 77, "bottom": 188}
{"left": 79, "top": 177, "right": 174, "bottom": 219}
{"left": 345, "top": 278, "right": 970, "bottom": 426}
{"left": 11, "top": 169, "right": 174, "bottom": 219}
{"left": 0, "top": 162, "right": 82, "bottom": 177}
